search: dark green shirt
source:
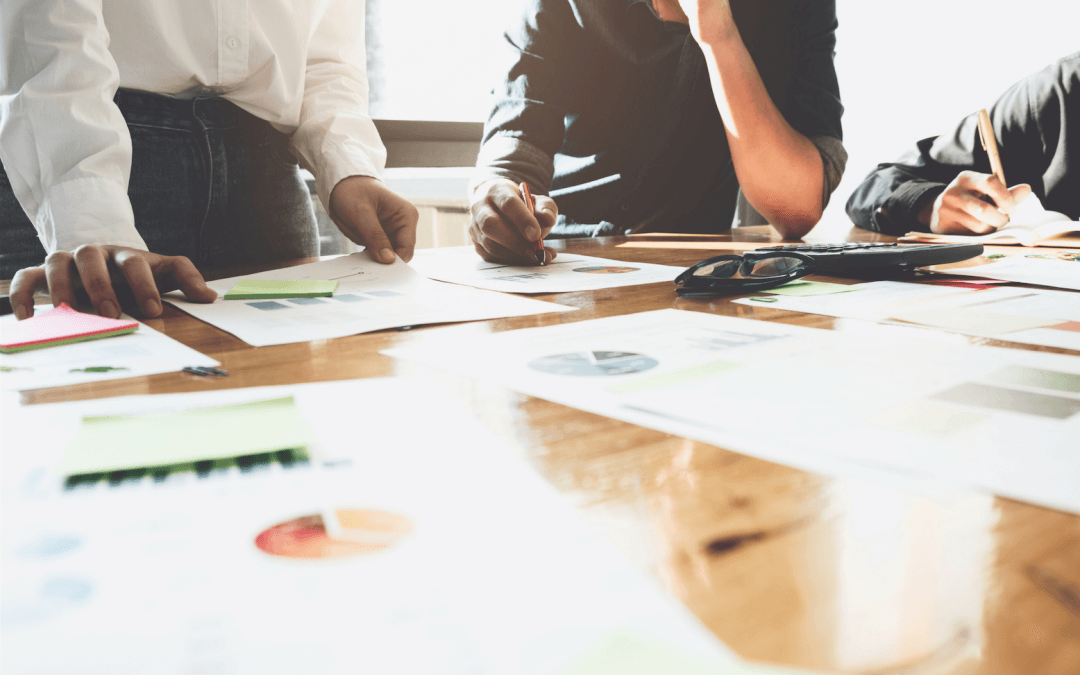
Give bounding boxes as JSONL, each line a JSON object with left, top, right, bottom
{"left": 474, "top": 0, "right": 846, "bottom": 236}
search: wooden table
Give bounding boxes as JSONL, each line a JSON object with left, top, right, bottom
{"left": 6, "top": 227, "right": 1080, "bottom": 675}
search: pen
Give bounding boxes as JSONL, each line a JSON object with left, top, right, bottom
{"left": 520, "top": 182, "right": 546, "bottom": 266}
{"left": 977, "top": 109, "right": 1006, "bottom": 186}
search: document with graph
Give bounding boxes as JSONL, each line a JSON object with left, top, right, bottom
{"left": 386, "top": 309, "right": 1080, "bottom": 515}
{"left": 733, "top": 280, "right": 1080, "bottom": 351}
{"left": 2, "top": 378, "right": 767, "bottom": 674}
{"left": 409, "top": 246, "right": 683, "bottom": 294}
{"left": 165, "top": 252, "right": 575, "bottom": 347}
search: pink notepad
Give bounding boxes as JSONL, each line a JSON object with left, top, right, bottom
{"left": 0, "top": 303, "right": 139, "bottom": 353}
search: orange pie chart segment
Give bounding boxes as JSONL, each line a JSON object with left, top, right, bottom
{"left": 255, "top": 509, "right": 413, "bottom": 559}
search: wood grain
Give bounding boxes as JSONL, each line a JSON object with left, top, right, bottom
{"left": 4, "top": 227, "right": 1079, "bottom": 674}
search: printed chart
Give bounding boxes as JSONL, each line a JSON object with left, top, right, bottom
{"left": 255, "top": 510, "right": 413, "bottom": 559}
{"left": 386, "top": 309, "right": 1080, "bottom": 515}
{"left": 528, "top": 351, "right": 659, "bottom": 376}
{"left": 166, "top": 253, "right": 574, "bottom": 346}
{"left": 409, "top": 247, "right": 682, "bottom": 293}
{"left": 572, "top": 266, "right": 640, "bottom": 274}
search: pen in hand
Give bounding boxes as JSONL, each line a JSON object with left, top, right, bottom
{"left": 975, "top": 108, "right": 1011, "bottom": 231}
{"left": 520, "top": 182, "right": 546, "bottom": 266}
{"left": 977, "top": 109, "right": 1006, "bottom": 187}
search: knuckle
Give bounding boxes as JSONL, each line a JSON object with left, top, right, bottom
{"left": 44, "top": 251, "right": 72, "bottom": 266}
{"left": 72, "top": 244, "right": 102, "bottom": 261}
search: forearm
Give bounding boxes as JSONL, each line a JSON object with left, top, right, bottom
{"left": 0, "top": 0, "right": 143, "bottom": 253}
{"left": 700, "top": 34, "right": 824, "bottom": 237}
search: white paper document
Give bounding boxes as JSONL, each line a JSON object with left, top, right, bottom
{"left": 1, "top": 378, "right": 790, "bottom": 675}
{"left": 385, "top": 310, "right": 1080, "bottom": 515}
{"left": 937, "top": 255, "right": 1080, "bottom": 291}
{"left": 734, "top": 281, "right": 1080, "bottom": 351}
{"left": 409, "top": 247, "right": 684, "bottom": 294}
{"left": 165, "top": 253, "right": 575, "bottom": 347}
{"left": 0, "top": 307, "right": 219, "bottom": 391}
{"left": 901, "top": 194, "right": 1080, "bottom": 247}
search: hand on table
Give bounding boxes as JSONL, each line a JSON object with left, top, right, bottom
{"left": 329, "top": 176, "right": 418, "bottom": 263}
{"left": 9, "top": 247, "right": 217, "bottom": 321}
{"left": 469, "top": 179, "right": 558, "bottom": 265}
{"left": 922, "top": 171, "right": 1032, "bottom": 235}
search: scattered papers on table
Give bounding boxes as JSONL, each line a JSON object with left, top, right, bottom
{"left": 935, "top": 255, "right": 1080, "bottom": 291}
{"left": 60, "top": 397, "right": 314, "bottom": 478}
{"left": 1, "top": 378, "right": 749, "bottom": 674}
{"left": 0, "top": 306, "right": 219, "bottom": 391}
{"left": 733, "top": 281, "right": 1080, "bottom": 351}
{"left": 889, "top": 308, "right": 1063, "bottom": 336}
{"left": 223, "top": 279, "right": 338, "bottom": 300}
{"left": 409, "top": 247, "right": 683, "bottom": 294}
{"left": 165, "top": 252, "right": 576, "bottom": 347}
{"left": 0, "top": 303, "right": 137, "bottom": 353}
{"left": 385, "top": 309, "right": 1080, "bottom": 515}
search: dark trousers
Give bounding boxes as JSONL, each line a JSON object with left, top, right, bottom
{"left": 0, "top": 89, "right": 319, "bottom": 279}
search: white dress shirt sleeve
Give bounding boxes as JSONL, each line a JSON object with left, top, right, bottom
{"left": 0, "top": 0, "right": 146, "bottom": 256}
{"left": 289, "top": 0, "right": 388, "bottom": 214}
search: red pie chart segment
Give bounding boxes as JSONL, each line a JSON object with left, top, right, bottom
{"left": 255, "top": 509, "right": 413, "bottom": 559}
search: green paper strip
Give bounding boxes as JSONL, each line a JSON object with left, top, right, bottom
{"left": 60, "top": 396, "right": 315, "bottom": 476}
{"left": 764, "top": 280, "right": 860, "bottom": 296}
{"left": 606, "top": 359, "right": 741, "bottom": 394}
{"left": 0, "top": 327, "right": 138, "bottom": 354}
{"left": 556, "top": 631, "right": 717, "bottom": 675}
{"left": 69, "top": 366, "right": 129, "bottom": 373}
{"left": 223, "top": 279, "right": 338, "bottom": 300}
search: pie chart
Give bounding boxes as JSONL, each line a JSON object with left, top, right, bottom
{"left": 255, "top": 509, "right": 413, "bottom": 559}
{"left": 573, "top": 266, "right": 639, "bottom": 274}
{"left": 528, "top": 351, "right": 659, "bottom": 376}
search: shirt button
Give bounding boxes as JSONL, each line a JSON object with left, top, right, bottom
{"left": 621, "top": 203, "right": 631, "bottom": 211}
{"left": 226, "top": 36, "right": 241, "bottom": 50}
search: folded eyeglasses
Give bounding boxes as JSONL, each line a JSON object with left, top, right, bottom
{"left": 674, "top": 251, "right": 816, "bottom": 297}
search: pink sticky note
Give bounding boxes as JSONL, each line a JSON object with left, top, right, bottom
{"left": 1, "top": 303, "right": 139, "bottom": 353}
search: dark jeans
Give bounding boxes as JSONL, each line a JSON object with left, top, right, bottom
{"left": 0, "top": 89, "right": 319, "bottom": 279}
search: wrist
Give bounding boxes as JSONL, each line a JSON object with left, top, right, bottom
{"left": 689, "top": 4, "right": 739, "bottom": 47}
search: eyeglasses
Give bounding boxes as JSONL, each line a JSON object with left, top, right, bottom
{"left": 674, "top": 251, "right": 817, "bottom": 297}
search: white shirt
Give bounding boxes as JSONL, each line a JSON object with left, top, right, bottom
{"left": 0, "top": 0, "right": 386, "bottom": 254}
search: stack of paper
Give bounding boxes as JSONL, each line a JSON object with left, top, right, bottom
{"left": 1, "top": 305, "right": 220, "bottom": 391}
{"left": 0, "top": 303, "right": 137, "bottom": 353}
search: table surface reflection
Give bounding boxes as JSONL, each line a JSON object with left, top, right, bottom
{"left": 5, "top": 226, "right": 1080, "bottom": 675}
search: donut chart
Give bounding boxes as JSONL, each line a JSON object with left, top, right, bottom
{"left": 255, "top": 509, "right": 413, "bottom": 559}
{"left": 528, "top": 351, "right": 659, "bottom": 377}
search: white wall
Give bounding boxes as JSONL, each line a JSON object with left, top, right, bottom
{"left": 824, "top": 0, "right": 1079, "bottom": 235}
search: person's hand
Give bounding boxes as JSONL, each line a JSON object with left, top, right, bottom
{"left": 8, "top": 247, "right": 217, "bottom": 321}
{"left": 469, "top": 179, "right": 558, "bottom": 265}
{"left": 329, "top": 176, "right": 418, "bottom": 263}
{"left": 651, "top": 0, "right": 737, "bottom": 45}
{"left": 921, "top": 171, "right": 1032, "bottom": 235}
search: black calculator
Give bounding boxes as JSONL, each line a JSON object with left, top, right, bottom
{"left": 754, "top": 242, "right": 984, "bottom": 275}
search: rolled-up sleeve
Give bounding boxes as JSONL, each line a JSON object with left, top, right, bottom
{"left": 471, "top": 0, "right": 583, "bottom": 195}
{"left": 0, "top": 0, "right": 145, "bottom": 254}
{"left": 288, "top": 0, "right": 386, "bottom": 214}
{"left": 788, "top": 0, "right": 846, "bottom": 207}
{"left": 846, "top": 59, "right": 1057, "bottom": 234}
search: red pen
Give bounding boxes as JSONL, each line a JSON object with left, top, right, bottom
{"left": 520, "top": 182, "right": 546, "bottom": 266}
